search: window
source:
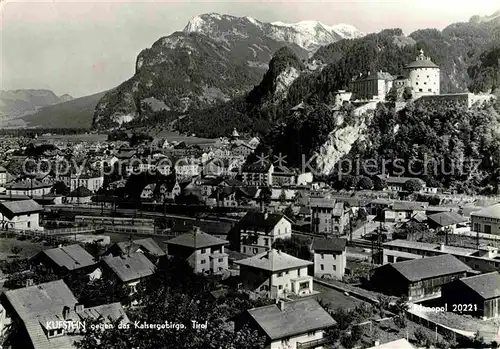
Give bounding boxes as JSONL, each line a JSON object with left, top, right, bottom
{"left": 388, "top": 255, "right": 395, "bottom": 263}
{"left": 321, "top": 253, "right": 324, "bottom": 259}
{"left": 27, "top": 222, "right": 31, "bottom": 228}
{"left": 263, "top": 238, "right": 269, "bottom": 246}
{"left": 279, "top": 285, "right": 283, "bottom": 290}
{"left": 253, "top": 248, "right": 257, "bottom": 254}
{"left": 278, "top": 272, "right": 283, "bottom": 277}
{"left": 332, "top": 254, "right": 336, "bottom": 260}
{"left": 200, "top": 259, "right": 206, "bottom": 264}
{"left": 218, "top": 258, "right": 223, "bottom": 262}
{"left": 243, "top": 247, "right": 247, "bottom": 253}
{"left": 201, "top": 249, "right": 206, "bottom": 254}
{"left": 333, "top": 265, "right": 337, "bottom": 271}
{"left": 320, "top": 264, "right": 324, "bottom": 270}
{"left": 419, "top": 89, "right": 423, "bottom": 92}
{"left": 428, "top": 89, "right": 432, "bottom": 92}
{"left": 308, "top": 331, "right": 316, "bottom": 336}
{"left": 416, "top": 82, "right": 418, "bottom": 85}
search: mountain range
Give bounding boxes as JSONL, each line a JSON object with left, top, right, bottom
{"left": 0, "top": 89, "right": 73, "bottom": 120}
{"left": 92, "top": 13, "right": 364, "bottom": 129}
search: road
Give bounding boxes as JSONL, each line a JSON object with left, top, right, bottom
{"left": 351, "top": 215, "right": 379, "bottom": 240}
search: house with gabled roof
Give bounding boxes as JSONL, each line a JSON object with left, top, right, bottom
{"left": 442, "top": 271, "right": 500, "bottom": 319}
{"left": 0, "top": 199, "right": 43, "bottom": 230}
{"left": 370, "top": 254, "right": 472, "bottom": 300}
{"left": 0, "top": 280, "right": 129, "bottom": 349}
{"left": 427, "top": 211, "right": 468, "bottom": 232}
{"left": 101, "top": 252, "right": 156, "bottom": 294}
{"left": 311, "top": 237, "right": 347, "bottom": 280}
{"left": 4, "top": 178, "right": 53, "bottom": 197}
{"left": 32, "top": 244, "right": 98, "bottom": 276}
{"left": 66, "top": 186, "right": 94, "bottom": 204}
{"left": 164, "top": 227, "right": 228, "bottom": 274}
{"left": 105, "top": 238, "right": 165, "bottom": 264}
{"left": 234, "top": 298, "right": 335, "bottom": 349}
{"left": 233, "top": 211, "right": 292, "bottom": 256}
{"left": 235, "top": 249, "right": 314, "bottom": 299}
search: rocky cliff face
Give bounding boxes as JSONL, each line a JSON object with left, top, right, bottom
{"left": 92, "top": 13, "right": 362, "bottom": 129}
{"left": 315, "top": 102, "right": 379, "bottom": 175}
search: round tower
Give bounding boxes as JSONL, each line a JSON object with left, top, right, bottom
{"left": 404, "top": 49, "right": 440, "bottom": 98}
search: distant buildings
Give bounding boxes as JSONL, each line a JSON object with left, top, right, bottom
{"left": 235, "top": 298, "right": 335, "bottom": 349}
{"left": 310, "top": 198, "right": 349, "bottom": 235}
{"left": 370, "top": 254, "right": 472, "bottom": 300}
{"left": 235, "top": 249, "right": 313, "bottom": 299}
{"left": 349, "top": 71, "right": 395, "bottom": 101}
{"left": 241, "top": 162, "right": 274, "bottom": 187}
{"left": 311, "top": 237, "right": 347, "bottom": 280}
{"left": 164, "top": 227, "right": 229, "bottom": 274}
{"left": 4, "top": 179, "right": 53, "bottom": 197}
{"left": 0, "top": 199, "right": 43, "bottom": 230}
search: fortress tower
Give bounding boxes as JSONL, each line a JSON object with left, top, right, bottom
{"left": 404, "top": 49, "right": 440, "bottom": 98}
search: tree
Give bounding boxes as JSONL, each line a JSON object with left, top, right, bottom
{"left": 75, "top": 258, "right": 268, "bottom": 349}
{"left": 283, "top": 205, "right": 295, "bottom": 221}
{"left": 51, "top": 181, "right": 70, "bottom": 196}
{"left": 403, "top": 86, "right": 413, "bottom": 101}
{"left": 414, "top": 326, "right": 432, "bottom": 347}
{"left": 357, "top": 176, "right": 373, "bottom": 190}
{"left": 10, "top": 246, "right": 22, "bottom": 256}
{"left": 385, "top": 87, "right": 398, "bottom": 102}
{"left": 258, "top": 186, "right": 272, "bottom": 209}
{"left": 272, "top": 237, "right": 311, "bottom": 260}
{"left": 278, "top": 189, "right": 287, "bottom": 204}
{"left": 403, "top": 179, "right": 423, "bottom": 192}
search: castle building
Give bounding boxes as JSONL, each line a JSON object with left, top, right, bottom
{"left": 349, "top": 71, "right": 394, "bottom": 101}
{"left": 404, "top": 49, "right": 440, "bottom": 98}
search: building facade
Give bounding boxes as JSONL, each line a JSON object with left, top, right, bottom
{"left": 311, "top": 237, "right": 347, "bottom": 280}
{"left": 404, "top": 49, "right": 440, "bottom": 98}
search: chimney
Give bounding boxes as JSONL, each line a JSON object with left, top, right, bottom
{"left": 62, "top": 306, "right": 70, "bottom": 320}
{"left": 74, "top": 304, "right": 84, "bottom": 313}
{"left": 278, "top": 300, "right": 285, "bottom": 311}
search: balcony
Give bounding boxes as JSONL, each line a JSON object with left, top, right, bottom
{"left": 297, "top": 337, "right": 330, "bottom": 349}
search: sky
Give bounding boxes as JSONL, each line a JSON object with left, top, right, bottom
{"left": 1, "top": 0, "right": 499, "bottom": 98}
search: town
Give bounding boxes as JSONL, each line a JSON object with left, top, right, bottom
{"left": 2, "top": 2, "right": 500, "bottom": 349}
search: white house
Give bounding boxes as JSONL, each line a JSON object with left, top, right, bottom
{"left": 471, "top": 203, "right": 500, "bottom": 235}
{"left": 0, "top": 199, "right": 43, "bottom": 231}
{"left": 404, "top": 49, "right": 440, "bottom": 98}
{"left": 164, "top": 227, "right": 229, "bottom": 274}
{"left": 237, "top": 211, "right": 292, "bottom": 256}
{"left": 235, "top": 298, "right": 335, "bottom": 349}
{"left": 235, "top": 249, "right": 313, "bottom": 299}
{"left": 311, "top": 237, "right": 347, "bottom": 280}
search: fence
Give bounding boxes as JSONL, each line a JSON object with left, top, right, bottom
{"left": 406, "top": 309, "right": 474, "bottom": 344}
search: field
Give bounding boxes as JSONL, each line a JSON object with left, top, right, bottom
{"left": 37, "top": 133, "right": 108, "bottom": 142}
{"left": 0, "top": 237, "right": 45, "bottom": 260}
{"left": 312, "top": 282, "right": 366, "bottom": 310}
{"left": 154, "top": 130, "right": 217, "bottom": 146}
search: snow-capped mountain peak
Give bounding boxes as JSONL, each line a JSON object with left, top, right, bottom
{"left": 184, "top": 13, "right": 364, "bottom": 52}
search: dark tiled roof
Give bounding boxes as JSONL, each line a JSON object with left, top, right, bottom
{"left": 388, "top": 254, "right": 471, "bottom": 282}
{"left": 427, "top": 212, "right": 467, "bottom": 227}
{"left": 102, "top": 252, "right": 156, "bottom": 283}
{"left": 166, "top": 228, "right": 228, "bottom": 249}
{"left": 40, "top": 244, "right": 96, "bottom": 271}
{"left": 459, "top": 272, "right": 500, "bottom": 300}
{"left": 311, "top": 237, "right": 347, "bottom": 253}
{"left": 68, "top": 186, "right": 94, "bottom": 197}
{"left": 115, "top": 238, "right": 165, "bottom": 257}
{"left": 238, "top": 212, "right": 288, "bottom": 231}
{"left": 404, "top": 59, "right": 439, "bottom": 69}
{"left": 0, "top": 199, "right": 42, "bottom": 219}
{"left": 247, "top": 298, "right": 336, "bottom": 340}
